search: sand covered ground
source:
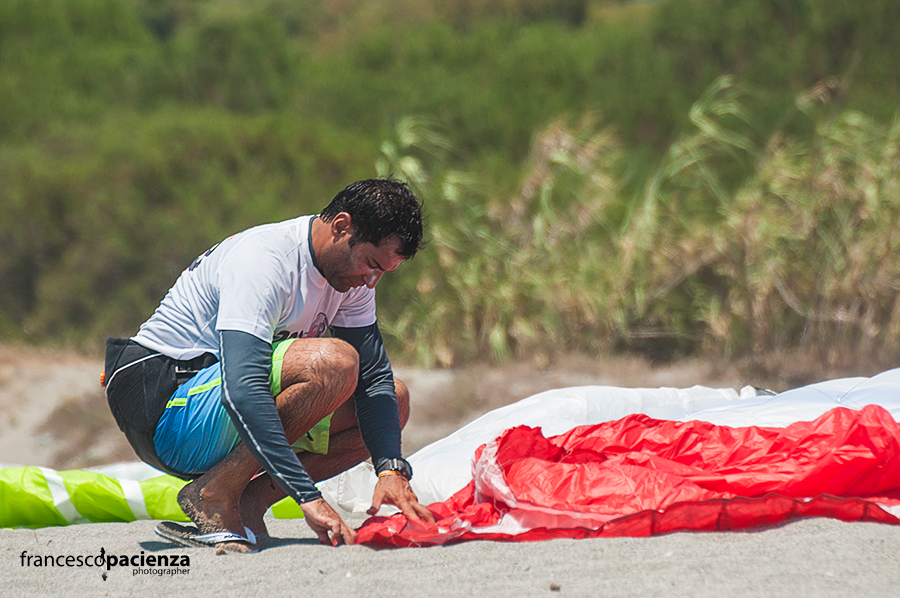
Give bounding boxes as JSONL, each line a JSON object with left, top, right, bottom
{"left": 3, "top": 516, "right": 898, "bottom": 597}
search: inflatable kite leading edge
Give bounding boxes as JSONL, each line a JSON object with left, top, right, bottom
{"left": 0, "top": 463, "right": 307, "bottom": 529}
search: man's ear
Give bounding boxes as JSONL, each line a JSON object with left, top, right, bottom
{"left": 330, "top": 212, "right": 353, "bottom": 239}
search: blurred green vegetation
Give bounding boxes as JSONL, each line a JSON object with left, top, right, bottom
{"left": 1, "top": 0, "right": 898, "bottom": 371}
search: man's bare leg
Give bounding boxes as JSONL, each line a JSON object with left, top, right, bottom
{"left": 238, "top": 379, "right": 411, "bottom": 541}
{"left": 176, "top": 338, "right": 360, "bottom": 552}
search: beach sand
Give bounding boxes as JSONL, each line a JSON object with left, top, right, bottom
{"left": 3, "top": 517, "right": 898, "bottom": 597}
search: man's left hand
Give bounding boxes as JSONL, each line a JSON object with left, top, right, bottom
{"left": 367, "top": 473, "right": 436, "bottom": 524}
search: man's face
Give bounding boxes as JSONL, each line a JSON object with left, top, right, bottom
{"left": 320, "top": 232, "right": 405, "bottom": 293}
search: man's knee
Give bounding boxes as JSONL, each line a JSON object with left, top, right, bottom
{"left": 395, "top": 378, "right": 410, "bottom": 429}
{"left": 315, "top": 338, "right": 360, "bottom": 400}
{"left": 282, "top": 337, "right": 360, "bottom": 398}
{"left": 319, "top": 338, "right": 359, "bottom": 377}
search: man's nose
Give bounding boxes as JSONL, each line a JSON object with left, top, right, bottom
{"left": 364, "top": 270, "right": 383, "bottom": 288}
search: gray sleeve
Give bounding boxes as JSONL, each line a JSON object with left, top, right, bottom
{"left": 218, "top": 329, "right": 321, "bottom": 503}
{"left": 330, "top": 323, "right": 403, "bottom": 470}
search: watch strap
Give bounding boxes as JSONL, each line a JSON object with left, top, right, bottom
{"left": 374, "top": 457, "right": 413, "bottom": 480}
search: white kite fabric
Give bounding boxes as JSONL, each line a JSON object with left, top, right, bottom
{"left": 4, "top": 369, "right": 900, "bottom": 535}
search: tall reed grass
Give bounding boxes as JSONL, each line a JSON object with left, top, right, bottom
{"left": 379, "top": 77, "right": 900, "bottom": 370}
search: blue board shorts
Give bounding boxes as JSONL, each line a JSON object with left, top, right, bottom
{"left": 153, "top": 339, "right": 333, "bottom": 476}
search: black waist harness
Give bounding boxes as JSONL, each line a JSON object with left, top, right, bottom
{"left": 104, "top": 337, "right": 217, "bottom": 478}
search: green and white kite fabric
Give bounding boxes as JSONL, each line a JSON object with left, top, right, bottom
{"left": 0, "top": 464, "right": 305, "bottom": 529}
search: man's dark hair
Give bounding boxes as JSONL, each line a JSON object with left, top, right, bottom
{"left": 320, "top": 178, "right": 425, "bottom": 259}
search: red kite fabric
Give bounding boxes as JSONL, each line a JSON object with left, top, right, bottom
{"left": 358, "top": 405, "right": 900, "bottom": 547}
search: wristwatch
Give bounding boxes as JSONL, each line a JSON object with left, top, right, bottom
{"left": 375, "top": 457, "right": 413, "bottom": 481}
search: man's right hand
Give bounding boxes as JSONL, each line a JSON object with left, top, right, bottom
{"left": 300, "top": 498, "right": 357, "bottom": 546}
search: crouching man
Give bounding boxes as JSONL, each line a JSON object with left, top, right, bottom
{"left": 104, "top": 178, "right": 434, "bottom": 552}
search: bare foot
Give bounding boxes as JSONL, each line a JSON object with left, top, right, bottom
{"left": 238, "top": 477, "right": 280, "bottom": 547}
{"left": 177, "top": 481, "right": 254, "bottom": 553}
